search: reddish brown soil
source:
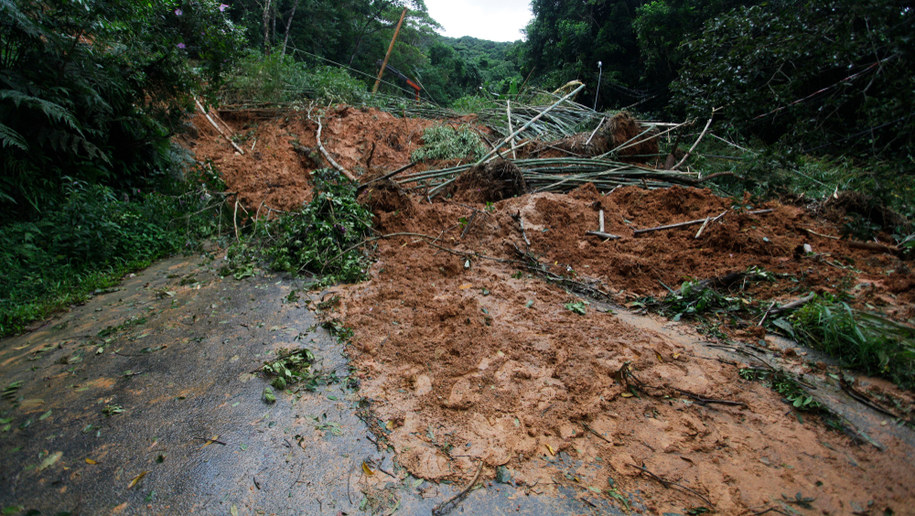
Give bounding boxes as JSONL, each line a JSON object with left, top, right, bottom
{"left": 186, "top": 110, "right": 915, "bottom": 514}
{"left": 185, "top": 105, "right": 434, "bottom": 212}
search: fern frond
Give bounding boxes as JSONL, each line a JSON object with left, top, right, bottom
{"left": 0, "top": 90, "right": 83, "bottom": 135}
{"left": 0, "top": 122, "right": 27, "bottom": 150}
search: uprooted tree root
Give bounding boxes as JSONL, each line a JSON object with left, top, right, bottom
{"left": 448, "top": 158, "right": 528, "bottom": 203}
{"left": 544, "top": 111, "right": 661, "bottom": 162}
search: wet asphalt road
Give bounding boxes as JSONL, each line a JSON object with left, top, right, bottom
{"left": 0, "top": 254, "right": 618, "bottom": 515}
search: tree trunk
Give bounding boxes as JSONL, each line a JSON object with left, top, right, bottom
{"left": 262, "top": 0, "right": 273, "bottom": 54}
{"left": 281, "top": 0, "right": 300, "bottom": 56}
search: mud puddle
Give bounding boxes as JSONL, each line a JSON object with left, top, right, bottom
{"left": 0, "top": 252, "right": 615, "bottom": 515}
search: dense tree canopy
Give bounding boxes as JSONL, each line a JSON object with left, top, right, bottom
{"left": 0, "top": 0, "right": 243, "bottom": 220}
{"left": 672, "top": 0, "right": 915, "bottom": 157}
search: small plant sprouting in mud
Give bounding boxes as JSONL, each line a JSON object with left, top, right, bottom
{"left": 564, "top": 299, "right": 589, "bottom": 315}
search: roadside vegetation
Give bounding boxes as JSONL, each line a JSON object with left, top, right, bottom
{"left": 2, "top": 0, "right": 912, "bottom": 396}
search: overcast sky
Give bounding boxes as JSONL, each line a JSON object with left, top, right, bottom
{"left": 423, "top": 0, "right": 533, "bottom": 42}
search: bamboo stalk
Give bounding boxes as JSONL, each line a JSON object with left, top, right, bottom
{"left": 506, "top": 100, "right": 517, "bottom": 159}
{"left": 634, "top": 209, "right": 771, "bottom": 235}
{"left": 475, "top": 83, "right": 586, "bottom": 166}
{"left": 673, "top": 108, "right": 718, "bottom": 170}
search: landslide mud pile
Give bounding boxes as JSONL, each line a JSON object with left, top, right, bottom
{"left": 188, "top": 107, "right": 915, "bottom": 514}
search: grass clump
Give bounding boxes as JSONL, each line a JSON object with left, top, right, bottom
{"left": 411, "top": 124, "right": 486, "bottom": 162}
{"left": 259, "top": 169, "right": 373, "bottom": 285}
{"left": 779, "top": 296, "right": 915, "bottom": 389}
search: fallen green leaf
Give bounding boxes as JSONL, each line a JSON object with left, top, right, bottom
{"left": 263, "top": 386, "right": 276, "bottom": 404}
{"left": 36, "top": 451, "right": 62, "bottom": 472}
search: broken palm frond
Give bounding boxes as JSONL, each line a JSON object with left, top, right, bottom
{"left": 397, "top": 157, "right": 701, "bottom": 197}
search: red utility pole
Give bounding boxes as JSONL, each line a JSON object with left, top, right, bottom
{"left": 372, "top": 7, "right": 408, "bottom": 95}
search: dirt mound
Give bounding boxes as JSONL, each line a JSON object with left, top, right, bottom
{"left": 358, "top": 179, "right": 414, "bottom": 230}
{"left": 185, "top": 106, "right": 435, "bottom": 214}
{"left": 448, "top": 159, "right": 527, "bottom": 203}
{"left": 182, "top": 105, "right": 915, "bottom": 513}
{"left": 331, "top": 184, "right": 915, "bottom": 513}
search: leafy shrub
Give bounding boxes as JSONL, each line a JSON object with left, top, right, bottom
{"left": 0, "top": 173, "right": 227, "bottom": 337}
{"left": 303, "top": 66, "right": 370, "bottom": 106}
{"left": 220, "top": 53, "right": 369, "bottom": 106}
{"left": 411, "top": 124, "right": 486, "bottom": 162}
{"left": 220, "top": 50, "right": 311, "bottom": 104}
{"left": 781, "top": 296, "right": 915, "bottom": 389}
{"left": 261, "top": 169, "right": 373, "bottom": 285}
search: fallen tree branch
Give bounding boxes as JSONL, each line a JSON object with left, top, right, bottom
{"left": 194, "top": 97, "right": 245, "bottom": 155}
{"left": 673, "top": 387, "right": 747, "bottom": 408}
{"left": 432, "top": 460, "right": 484, "bottom": 516}
{"left": 313, "top": 114, "right": 357, "bottom": 182}
{"left": 629, "top": 463, "right": 712, "bottom": 506}
{"left": 634, "top": 209, "right": 772, "bottom": 236}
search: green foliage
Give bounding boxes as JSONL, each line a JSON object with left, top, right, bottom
{"left": 672, "top": 0, "right": 915, "bottom": 158}
{"left": 261, "top": 348, "right": 318, "bottom": 391}
{"left": 740, "top": 368, "right": 821, "bottom": 411}
{"left": 523, "top": 0, "right": 644, "bottom": 109}
{"left": 261, "top": 169, "right": 373, "bottom": 285}
{"left": 304, "top": 66, "right": 371, "bottom": 105}
{"left": 411, "top": 124, "right": 486, "bottom": 162}
{"left": 778, "top": 296, "right": 915, "bottom": 389}
{"left": 652, "top": 279, "right": 745, "bottom": 322}
{"left": 220, "top": 49, "right": 311, "bottom": 104}
{"left": 451, "top": 95, "right": 502, "bottom": 114}
{"left": 420, "top": 42, "right": 480, "bottom": 103}
{"left": 221, "top": 50, "right": 370, "bottom": 105}
{"left": 439, "top": 36, "right": 523, "bottom": 96}
{"left": 0, "top": 0, "right": 244, "bottom": 220}
{"left": 0, "top": 170, "right": 228, "bottom": 337}
{"left": 633, "top": 0, "right": 751, "bottom": 112}
{"left": 564, "top": 300, "right": 589, "bottom": 315}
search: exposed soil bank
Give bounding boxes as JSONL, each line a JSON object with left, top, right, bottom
{"left": 182, "top": 109, "right": 915, "bottom": 514}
